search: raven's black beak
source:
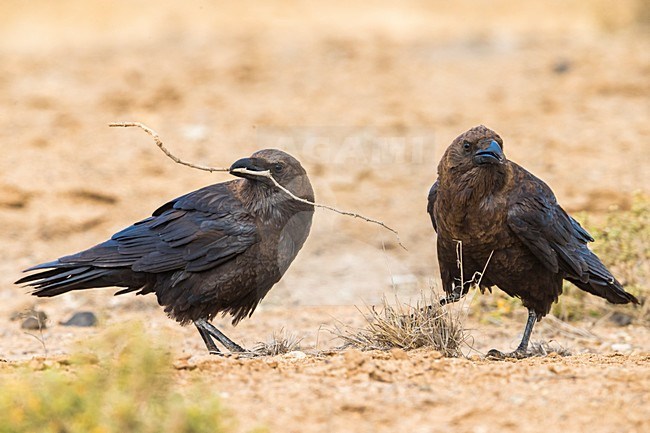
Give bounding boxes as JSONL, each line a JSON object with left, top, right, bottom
{"left": 229, "top": 157, "right": 266, "bottom": 179}
{"left": 473, "top": 140, "right": 504, "bottom": 166}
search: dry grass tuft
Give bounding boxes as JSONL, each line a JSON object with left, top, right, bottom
{"left": 251, "top": 329, "right": 303, "bottom": 356}
{"left": 333, "top": 289, "right": 468, "bottom": 357}
{"left": 528, "top": 340, "right": 572, "bottom": 357}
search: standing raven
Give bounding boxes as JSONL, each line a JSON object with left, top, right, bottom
{"left": 17, "top": 149, "right": 314, "bottom": 354}
{"left": 427, "top": 126, "right": 638, "bottom": 358}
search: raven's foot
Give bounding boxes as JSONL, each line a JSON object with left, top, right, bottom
{"left": 194, "top": 319, "right": 247, "bottom": 355}
{"left": 486, "top": 348, "right": 531, "bottom": 360}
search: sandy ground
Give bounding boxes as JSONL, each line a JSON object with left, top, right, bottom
{"left": 1, "top": 1, "right": 649, "bottom": 432}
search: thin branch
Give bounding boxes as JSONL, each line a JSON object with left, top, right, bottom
{"left": 232, "top": 167, "right": 406, "bottom": 249}
{"left": 476, "top": 250, "right": 494, "bottom": 288}
{"left": 109, "top": 122, "right": 229, "bottom": 172}
{"left": 24, "top": 312, "right": 48, "bottom": 358}
{"left": 110, "top": 121, "right": 406, "bottom": 249}
{"left": 455, "top": 240, "right": 464, "bottom": 292}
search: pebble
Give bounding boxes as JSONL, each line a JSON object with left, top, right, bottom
{"left": 60, "top": 311, "right": 97, "bottom": 327}
{"left": 611, "top": 343, "right": 632, "bottom": 352}
{"left": 609, "top": 312, "right": 633, "bottom": 327}
{"left": 390, "top": 348, "right": 409, "bottom": 360}
{"left": 20, "top": 310, "right": 48, "bottom": 330}
{"left": 284, "top": 350, "right": 307, "bottom": 360}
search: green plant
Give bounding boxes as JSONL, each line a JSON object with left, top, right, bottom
{"left": 0, "top": 324, "right": 233, "bottom": 433}
{"left": 554, "top": 193, "right": 649, "bottom": 323}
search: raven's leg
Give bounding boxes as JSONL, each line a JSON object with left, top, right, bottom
{"left": 514, "top": 309, "right": 537, "bottom": 353}
{"left": 195, "top": 318, "right": 245, "bottom": 353}
{"left": 194, "top": 321, "right": 221, "bottom": 355}
{"left": 487, "top": 309, "right": 537, "bottom": 360}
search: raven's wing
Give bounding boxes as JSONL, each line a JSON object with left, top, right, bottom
{"left": 507, "top": 178, "right": 594, "bottom": 278}
{"left": 18, "top": 183, "right": 259, "bottom": 293}
{"left": 67, "top": 183, "right": 258, "bottom": 273}
{"left": 506, "top": 175, "right": 636, "bottom": 304}
{"left": 427, "top": 180, "right": 439, "bottom": 232}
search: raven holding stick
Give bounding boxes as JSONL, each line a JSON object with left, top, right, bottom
{"left": 17, "top": 144, "right": 314, "bottom": 355}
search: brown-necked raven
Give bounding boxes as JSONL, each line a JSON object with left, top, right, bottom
{"left": 427, "top": 125, "right": 638, "bottom": 358}
{"left": 17, "top": 149, "right": 314, "bottom": 355}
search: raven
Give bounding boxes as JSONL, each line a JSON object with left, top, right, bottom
{"left": 427, "top": 126, "right": 638, "bottom": 358}
{"left": 17, "top": 149, "right": 314, "bottom": 355}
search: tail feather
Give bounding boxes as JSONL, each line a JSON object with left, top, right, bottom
{"left": 32, "top": 269, "right": 107, "bottom": 296}
{"left": 568, "top": 277, "right": 638, "bottom": 305}
{"left": 16, "top": 261, "right": 146, "bottom": 298}
{"left": 18, "top": 266, "right": 92, "bottom": 287}
{"left": 567, "top": 251, "right": 639, "bottom": 305}
{"left": 15, "top": 267, "right": 69, "bottom": 285}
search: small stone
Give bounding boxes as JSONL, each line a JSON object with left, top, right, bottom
{"left": 390, "top": 348, "right": 409, "bottom": 360}
{"left": 20, "top": 310, "right": 48, "bottom": 330}
{"left": 369, "top": 369, "right": 393, "bottom": 383}
{"left": 609, "top": 312, "right": 633, "bottom": 327}
{"left": 60, "top": 311, "right": 97, "bottom": 327}
{"left": 173, "top": 360, "right": 197, "bottom": 371}
{"left": 552, "top": 59, "right": 571, "bottom": 74}
{"left": 284, "top": 350, "right": 307, "bottom": 360}
{"left": 611, "top": 343, "right": 632, "bottom": 352}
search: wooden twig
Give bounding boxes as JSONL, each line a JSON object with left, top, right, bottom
{"left": 455, "top": 240, "right": 464, "bottom": 292}
{"left": 109, "top": 122, "right": 229, "bottom": 172}
{"left": 231, "top": 167, "right": 406, "bottom": 249}
{"left": 110, "top": 121, "right": 406, "bottom": 249}
{"left": 24, "top": 312, "right": 48, "bottom": 358}
{"left": 476, "top": 250, "right": 494, "bottom": 287}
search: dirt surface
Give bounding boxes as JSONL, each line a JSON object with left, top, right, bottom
{"left": 1, "top": 1, "right": 649, "bottom": 432}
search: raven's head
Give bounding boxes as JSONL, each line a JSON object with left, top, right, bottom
{"left": 230, "top": 149, "right": 315, "bottom": 205}
{"left": 440, "top": 125, "right": 506, "bottom": 175}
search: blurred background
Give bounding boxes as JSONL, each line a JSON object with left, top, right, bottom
{"left": 1, "top": 0, "right": 648, "bottom": 356}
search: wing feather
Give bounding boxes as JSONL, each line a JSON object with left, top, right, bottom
{"left": 507, "top": 177, "right": 598, "bottom": 284}
{"left": 427, "top": 180, "right": 439, "bottom": 232}
{"left": 39, "top": 183, "right": 258, "bottom": 277}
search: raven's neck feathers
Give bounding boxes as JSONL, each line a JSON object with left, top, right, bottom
{"left": 238, "top": 179, "right": 314, "bottom": 222}
{"left": 441, "top": 163, "right": 511, "bottom": 205}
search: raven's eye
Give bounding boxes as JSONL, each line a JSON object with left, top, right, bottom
{"left": 273, "top": 163, "right": 284, "bottom": 172}
{"left": 463, "top": 141, "right": 471, "bottom": 152}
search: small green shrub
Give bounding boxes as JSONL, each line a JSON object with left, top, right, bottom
{"left": 0, "top": 324, "right": 233, "bottom": 433}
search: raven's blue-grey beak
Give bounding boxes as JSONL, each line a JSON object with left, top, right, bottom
{"left": 230, "top": 157, "right": 267, "bottom": 178}
{"left": 473, "top": 140, "right": 504, "bottom": 165}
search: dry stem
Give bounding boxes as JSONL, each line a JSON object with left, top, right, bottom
{"left": 109, "top": 122, "right": 229, "bottom": 172}
{"left": 110, "top": 121, "right": 406, "bottom": 249}
{"left": 233, "top": 167, "right": 405, "bottom": 249}
{"left": 251, "top": 329, "right": 303, "bottom": 356}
